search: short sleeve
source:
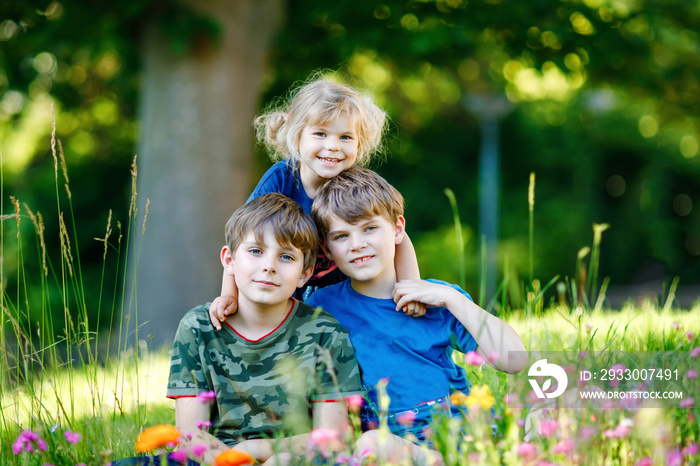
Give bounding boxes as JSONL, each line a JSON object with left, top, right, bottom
{"left": 167, "top": 312, "right": 210, "bottom": 397}
{"left": 247, "top": 162, "right": 291, "bottom": 202}
{"left": 311, "top": 322, "right": 364, "bottom": 402}
{"left": 426, "top": 280, "right": 479, "bottom": 354}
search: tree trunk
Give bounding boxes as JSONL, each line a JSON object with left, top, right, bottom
{"left": 128, "top": 0, "right": 284, "bottom": 348}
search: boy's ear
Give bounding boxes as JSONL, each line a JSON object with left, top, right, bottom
{"left": 297, "top": 266, "right": 314, "bottom": 289}
{"left": 319, "top": 240, "right": 333, "bottom": 261}
{"left": 394, "top": 215, "right": 406, "bottom": 245}
{"left": 220, "top": 246, "right": 235, "bottom": 275}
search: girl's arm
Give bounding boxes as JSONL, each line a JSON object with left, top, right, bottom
{"left": 392, "top": 280, "right": 528, "bottom": 374}
{"left": 208, "top": 270, "right": 239, "bottom": 330}
{"left": 394, "top": 233, "right": 427, "bottom": 317}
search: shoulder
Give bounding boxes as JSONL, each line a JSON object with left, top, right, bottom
{"left": 249, "top": 161, "right": 296, "bottom": 198}
{"left": 175, "top": 304, "right": 214, "bottom": 338}
{"left": 295, "top": 300, "right": 345, "bottom": 328}
{"left": 425, "top": 278, "right": 473, "bottom": 302}
{"left": 306, "top": 281, "right": 348, "bottom": 305}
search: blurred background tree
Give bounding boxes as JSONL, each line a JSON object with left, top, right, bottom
{"left": 1, "top": 0, "right": 699, "bottom": 347}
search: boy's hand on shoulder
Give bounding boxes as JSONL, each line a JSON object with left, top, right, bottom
{"left": 208, "top": 295, "right": 237, "bottom": 330}
{"left": 392, "top": 279, "right": 461, "bottom": 312}
{"left": 399, "top": 300, "right": 427, "bottom": 318}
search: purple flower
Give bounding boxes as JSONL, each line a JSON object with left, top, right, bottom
{"left": 636, "top": 458, "right": 653, "bottom": 466}
{"left": 667, "top": 448, "right": 683, "bottom": 466}
{"left": 64, "top": 430, "right": 82, "bottom": 444}
{"left": 672, "top": 322, "right": 680, "bottom": 330}
{"left": 683, "top": 443, "right": 699, "bottom": 456}
{"left": 517, "top": 442, "right": 538, "bottom": 459}
{"left": 688, "top": 369, "right": 698, "bottom": 379}
{"left": 196, "top": 420, "right": 212, "bottom": 430}
{"left": 169, "top": 450, "right": 188, "bottom": 463}
{"left": 196, "top": 391, "right": 216, "bottom": 403}
{"left": 680, "top": 397, "right": 695, "bottom": 408}
{"left": 691, "top": 347, "right": 700, "bottom": 357}
{"left": 687, "top": 331, "right": 694, "bottom": 341}
{"left": 190, "top": 443, "right": 208, "bottom": 457}
{"left": 464, "top": 351, "right": 485, "bottom": 366}
{"left": 12, "top": 430, "right": 47, "bottom": 455}
{"left": 553, "top": 438, "right": 576, "bottom": 454}
{"left": 537, "top": 419, "right": 560, "bottom": 438}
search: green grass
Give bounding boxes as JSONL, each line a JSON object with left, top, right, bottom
{"left": 2, "top": 115, "right": 698, "bottom": 465}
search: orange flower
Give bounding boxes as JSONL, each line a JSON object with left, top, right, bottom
{"left": 214, "top": 449, "right": 255, "bottom": 466}
{"left": 135, "top": 425, "right": 181, "bottom": 452}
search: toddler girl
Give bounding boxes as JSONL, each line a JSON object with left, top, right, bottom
{"left": 210, "top": 77, "right": 423, "bottom": 327}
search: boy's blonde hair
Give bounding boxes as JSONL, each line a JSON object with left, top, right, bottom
{"left": 254, "top": 77, "right": 387, "bottom": 167}
{"left": 311, "top": 167, "right": 404, "bottom": 241}
{"left": 226, "top": 193, "right": 318, "bottom": 271}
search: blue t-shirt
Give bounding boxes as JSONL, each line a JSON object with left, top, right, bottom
{"left": 248, "top": 161, "right": 345, "bottom": 292}
{"left": 307, "top": 279, "right": 477, "bottom": 412}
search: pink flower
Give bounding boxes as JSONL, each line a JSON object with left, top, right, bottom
{"left": 12, "top": 430, "right": 47, "bottom": 455}
{"left": 516, "top": 419, "right": 525, "bottom": 427}
{"left": 636, "top": 458, "right": 653, "bottom": 466}
{"left": 169, "top": 450, "right": 187, "bottom": 463}
{"left": 487, "top": 352, "right": 500, "bottom": 363}
{"left": 196, "top": 391, "right": 216, "bottom": 403}
{"left": 537, "top": 419, "right": 560, "bottom": 438}
{"left": 579, "top": 426, "right": 597, "bottom": 440}
{"left": 346, "top": 395, "right": 364, "bottom": 412}
{"left": 310, "top": 428, "right": 340, "bottom": 451}
{"left": 667, "top": 448, "right": 683, "bottom": 466}
{"left": 680, "top": 397, "right": 695, "bottom": 408}
{"left": 553, "top": 438, "right": 576, "bottom": 454}
{"left": 604, "top": 424, "right": 631, "bottom": 438}
{"left": 536, "top": 462, "right": 556, "bottom": 466}
{"left": 196, "top": 420, "right": 212, "bottom": 430}
{"left": 683, "top": 443, "right": 699, "bottom": 456}
{"left": 64, "top": 430, "right": 82, "bottom": 444}
{"left": 691, "top": 347, "right": 700, "bottom": 357}
{"left": 464, "top": 351, "right": 485, "bottom": 366}
{"left": 609, "top": 364, "right": 625, "bottom": 388}
{"left": 190, "top": 443, "right": 208, "bottom": 457}
{"left": 397, "top": 411, "right": 416, "bottom": 426}
{"left": 672, "top": 322, "right": 680, "bottom": 330}
{"left": 688, "top": 370, "right": 698, "bottom": 379}
{"left": 687, "top": 331, "right": 694, "bottom": 341}
{"left": 517, "top": 442, "right": 538, "bottom": 460}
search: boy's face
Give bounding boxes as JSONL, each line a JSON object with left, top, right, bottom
{"left": 222, "top": 228, "right": 312, "bottom": 308}
{"left": 322, "top": 214, "right": 405, "bottom": 284}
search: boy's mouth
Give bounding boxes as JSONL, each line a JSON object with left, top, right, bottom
{"left": 254, "top": 280, "right": 279, "bottom": 287}
{"left": 350, "top": 255, "right": 373, "bottom": 264}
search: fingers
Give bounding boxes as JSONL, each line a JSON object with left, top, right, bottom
{"left": 209, "top": 302, "right": 222, "bottom": 330}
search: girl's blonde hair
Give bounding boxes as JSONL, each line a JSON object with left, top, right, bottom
{"left": 254, "top": 78, "right": 387, "bottom": 167}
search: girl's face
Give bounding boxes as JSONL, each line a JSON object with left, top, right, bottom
{"left": 297, "top": 111, "right": 359, "bottom": 196}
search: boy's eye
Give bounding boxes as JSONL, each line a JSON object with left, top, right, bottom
{"left": 332, "top": 233, "right": 347, "bottom": 241}
{"left": 280, "top": 254, "right": 295, "bottom": 261}
{"left": 364, "top": 226, "right": 377, "bottom": 233}
{"left": 249, "top": 248, "right": 263, "bottom": 255}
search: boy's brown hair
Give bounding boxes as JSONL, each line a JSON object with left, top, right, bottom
{"left": 226, "top": 193, "right": 318, "bottom": 271}
{"left": 311, "top": 167, "right": 404, "bottom": 241}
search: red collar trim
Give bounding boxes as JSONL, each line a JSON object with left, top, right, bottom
{"left": 225, "top": 298, "right": 296, "bottom": 342}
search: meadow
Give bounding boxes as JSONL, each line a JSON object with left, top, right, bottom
{"left": 1, "top": 124, "right": 698, "bottom": 465}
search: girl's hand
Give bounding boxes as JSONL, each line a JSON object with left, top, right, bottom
{"left": 208, "top": 295, "right": 237, "bottom": 330}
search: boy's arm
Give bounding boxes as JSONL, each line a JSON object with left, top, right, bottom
{"left": 394, "top": 233, "right": 427, "bottom": 317}
{"left": 175, "top": 397, "right": 230, "bottom": 463}
{"left": 392, "top": 280, "right": 528, "bottom": 374}
{"left": 232, "top": 402, "right": 348, "bottom": 461}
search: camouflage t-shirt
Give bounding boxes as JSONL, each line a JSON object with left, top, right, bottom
{"left": 167, "top": 299, "right": 363, "bottom": 445}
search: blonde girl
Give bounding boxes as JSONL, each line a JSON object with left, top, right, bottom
{"left": 210, "top": 77, "right": 423, "bottom": 326}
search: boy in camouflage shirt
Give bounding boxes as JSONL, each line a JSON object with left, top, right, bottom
{"left": 167, "top": 194, "right": 363, "bottom": 465}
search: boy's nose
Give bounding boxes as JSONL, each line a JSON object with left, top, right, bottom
{"left": 262, "top": 260, "right": 277, "bottom": 273}
{"left": 350, "top": 237, "right": 367, "bottom": 251}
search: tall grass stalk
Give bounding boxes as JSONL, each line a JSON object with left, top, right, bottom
{"left": 0, "top": 112, "right": 160, "bottom": 465}
{"left": 528, "top": 172, "right": 535, "bottom": 286}
{"left": 443, "top": 188, "right": 465, "bottom": 290}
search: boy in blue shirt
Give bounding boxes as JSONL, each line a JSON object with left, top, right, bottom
{"left": 307, "top": 167, "right": 528, "bottom": 464}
